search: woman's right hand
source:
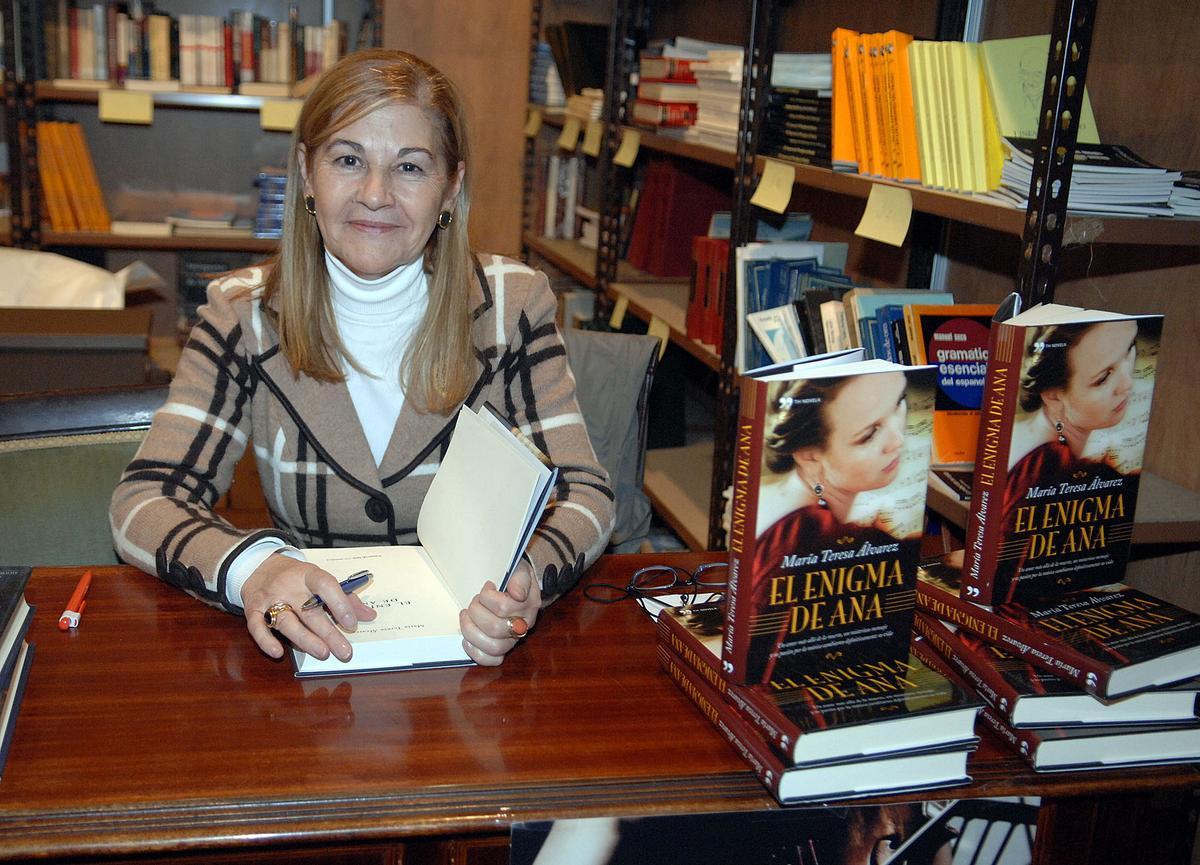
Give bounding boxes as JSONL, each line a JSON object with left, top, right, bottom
{"left": 241, "top": 553, "right": 377, "bottom": 662}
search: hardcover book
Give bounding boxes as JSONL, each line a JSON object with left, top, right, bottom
{"left": 916, "top": 555, "right": 1200, "bottom": 699}
{"left": 961, "top": 302, "right": 1163, "bottom": 604}
{"left": 903, "top": 303, "right": 998, "bottom": 466}
{"left": 0, "top": 567, "right": 34, "bottom": 688}
{"left": 977, "top": 704, "right": 1200, "bottom": 772}
{"left": 289, "top": 404, "right": 557, "bottom": 676}
{"left": 660, "top": 601, "right": 979, "bottom": 764}
{"left": 658, "top": 644, "right": 974, "bottom": 803}
{"left": 722, "top": 356, "right": 936, "bottom": 683}
{"left": 0, "top": 641, "right": 33, "bottom": 781}
{"left": 914, "top": 611, "right": 1200, "bottom": 728}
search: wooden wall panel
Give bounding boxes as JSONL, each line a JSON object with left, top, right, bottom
{"left": 382, "top": 0, "right": 533, "bottom": 257}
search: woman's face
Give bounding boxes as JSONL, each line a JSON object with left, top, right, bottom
{"left": 800, "top": 371, "right": 907, "bottom": 493}
{"left": 299, "top": 102, "right": 464, "bottom": 280}
{"left": 1050, "top": 320, "right": 1137, "bottom": 432}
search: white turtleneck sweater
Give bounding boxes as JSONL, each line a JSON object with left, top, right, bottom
{"left": 224, "top": 252, "right": 428, "bottom": 607}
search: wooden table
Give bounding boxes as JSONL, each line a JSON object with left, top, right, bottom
{"left": 3, "top": 553, "right": 1198, "bottom": 864}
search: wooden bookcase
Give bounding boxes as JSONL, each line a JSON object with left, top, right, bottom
{"left": 523, "top": 0, "right": 1200, "bottom": 604}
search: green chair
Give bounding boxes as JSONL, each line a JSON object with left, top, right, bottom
{"left": 0, "top": 385, "right": 168, "bottom": 566}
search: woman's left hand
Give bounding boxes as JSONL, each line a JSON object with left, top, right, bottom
{"left": 460, "top": 560, "right": 541, "bottom": 666}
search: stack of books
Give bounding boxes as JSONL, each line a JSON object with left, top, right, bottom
{"left": 659, "top": 353, "right": 983, "bottom": 804}
{"left": 995, "top": 138, "right": 1182, "bottom": 217}
{"left": 916, "top": 562, "right": 1200, "bottom": 772}
{"left": 0, "top": 567, "right": 35, "bottom": 782}
{"left": 253, "top": 167, "right": 287, "bottom": 239}
{"left": 528, "top": 41, "right": 565, "bottom": 108}
{"left": 632, "top": 51, "right": 700, "bottom": 131}
{"left": 682, "top": 49, "right": 742, "bottom": 153}
{"left": 912, "top": 300, "right": 1200, "bottom": 771}
{"left": 1170, "top": 171, "right": 1200, "bottom": 216}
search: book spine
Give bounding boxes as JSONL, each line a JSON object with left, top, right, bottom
{"left": 657, "top": 644, "right": 786, "bottom": 796}
{"left": 721, "top": 379, "right": 768, "bottom": 683}
{"left": 915, "top": 578, "right": 1107, "bottom": 695}
{"left": 961, "top": 320, "right": 1021, "bottom": 602}
{"left": 913, "top": 611, "right": 1016, "bottom": 722}
{"left": 656, "top": 611, "right": 795, "bottom": 756}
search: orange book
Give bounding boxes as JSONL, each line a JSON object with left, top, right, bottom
{"left": 54, "top": 122, "right": 96, "bottom": 229}
{"left": 884, "top": 30, "right": 922, "bottom": 183}
{"left": 842, "top": 30, "right": 870, "bottom": 175}
{"left": 830, "top": 28, "right": 859, "bottom": 169}
{"left": 36, "top": 122, "right": 77, "bottom": 232}
{"left": 855, "top": 32, "right": 884, "bottom": 176}
{"left": 63, "top": 122, "right": 111, "bottom": 231}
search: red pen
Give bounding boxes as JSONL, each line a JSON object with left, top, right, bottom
{"left": 58, "top": 570, "right": 93, "bottom": 631}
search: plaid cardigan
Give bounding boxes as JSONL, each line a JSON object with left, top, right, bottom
{"left": 110, "top": 253, "right": 615, "bottom": 614}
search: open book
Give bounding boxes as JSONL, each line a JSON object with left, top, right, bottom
{"left": 290, "top": 404, "right": 557, "bottom": 677}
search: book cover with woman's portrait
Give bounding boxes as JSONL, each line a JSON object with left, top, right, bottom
{"left": 962, "top": 309, "right": 1163, "bottom": 606}
{"left": 722, "top": 360, "right": 936, "bottom": 685}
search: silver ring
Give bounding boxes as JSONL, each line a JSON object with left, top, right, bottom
{"left": 263, "top": 602, "right": 294, "bottom": 629}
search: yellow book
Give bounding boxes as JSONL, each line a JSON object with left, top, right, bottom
{"left": 936, "top": 41, "right": 964, "bottom": 192}
{"left": 908, "top": 41, "right": 941, "bottom": 189}
{"left": 959, "top": 42, "right": 989, "bottom": 193}
{"left": 976, "top": 50, "right": 1007, "bottom": 191}
{"left": 979, "top": 34, "right": 1101, "bottom": 144}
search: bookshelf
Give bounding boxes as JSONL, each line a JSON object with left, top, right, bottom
{"left": 526, "top": 0, "right": 1200, "bottom": 581}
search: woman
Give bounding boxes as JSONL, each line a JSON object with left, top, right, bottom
{"left": 109, "top": 50, "right": 614, "bottom": 666}
{"left": 995, "top": 318, "right": 1140, "bottom": 599}
{"left": 746, "top": 370, "right": 920, "bottom": 681}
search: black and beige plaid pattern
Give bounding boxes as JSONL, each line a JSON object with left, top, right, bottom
{"left": 110, "top": 254, "right": 614, "bottom": 614}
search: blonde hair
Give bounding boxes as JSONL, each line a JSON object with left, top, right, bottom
{"left": 260, "top": 48, "right": 475, "bottom": 415}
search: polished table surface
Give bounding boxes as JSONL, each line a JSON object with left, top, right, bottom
{"left": 3, "top": 552, "right": 1198, "bottom": 860}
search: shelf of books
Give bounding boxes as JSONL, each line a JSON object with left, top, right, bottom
{"left": 34, "top": 83, "right": 296, "bottom": 112}
{"left": 607, "top": 281, "right": 720, "bottom": 371}
{"left": 643, "top": 440, "right": 713, "bottom": 552}
{"left": 625, "top": 124, "right": 1200, "bottom": 248}
{"left": 39, "top": 230, "right": 277, "bottom": 253}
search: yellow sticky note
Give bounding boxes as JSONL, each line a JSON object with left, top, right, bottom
{"left": 260, "top": 99, "right": 303, "bottom": 132}
{"left": 98, "top": 90, "right": 153, "bottom": 125}
{"left": 854, "top": 184, "right": 914, "bottom": 247}
{"left": 609, "top": 295, "right": 629, "bottom": 330}
{"left": 648, "top": 315, "right": 671, "bottom": 360}
{"left": 749, "top": 158, "right": 796, "bottom": 214}
{"left": 557, "top": 116, "right": 582, "bottom": 151}
{"left": 581, "top": 119, "right": 603, "bottom": 157}
{"left": 613, "top": 128, "right": 641, "bottom": 168}
{"left": 524, "top": 107, "right": 543, "bottom": 138}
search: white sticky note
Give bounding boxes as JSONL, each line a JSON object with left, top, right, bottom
{"left": 854, "top": 184, "right": 914, "bottom": 247}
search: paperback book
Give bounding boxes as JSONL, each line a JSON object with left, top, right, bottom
{"left": 658, "top": 644, "right": 974, "bottom": 803}
{"left": 722, "top": 355, "right": 936, "bottom": 683}
{"left": 917, "top": 555, "right": 1200, "bottom": 699}
{"left": 914, "top": 610, "right": 1200, "bottom": 728}
{"left": 961, "top": 302, "right": 1163, "bottom": 604}
{"left": 660, "top": 601, "right": 979, "bottom": 764}
{"left": 289, "top": 404, "right": 557, "bottom": 676}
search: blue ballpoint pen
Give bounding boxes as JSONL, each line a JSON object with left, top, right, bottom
{"left": 300, "top": 570, "right": 373, "bottom": 611}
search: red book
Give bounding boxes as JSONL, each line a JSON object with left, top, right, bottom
{"left": 223, "top": 22, "right": 235, "bottom": 87}
{"left": 961, "top": 302, "right": 1163, "bottom": 604}
{"left": 720, "top": 357, "right": 933, "bottom": 683}
{"left": 631, "top": 98, "right": 699, "bottom": 127}
{"left": 703, "top": 237, "right": 729, "bottom": 350}
{"left": 917, "top": 555, "right": 1200, "bottom": 699}
{"left": 659, "top": 602, "right": 978, "bottom": 764}
{"left": 657, "top": 642, "right": 973, "bottom": 803}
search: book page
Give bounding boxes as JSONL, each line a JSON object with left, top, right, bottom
{"left": 418, "top": 406, "right": 551, "bottom": 607}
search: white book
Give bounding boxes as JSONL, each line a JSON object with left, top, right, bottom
{"left": 289, "top": 404, "right": 558, "bottom": 677}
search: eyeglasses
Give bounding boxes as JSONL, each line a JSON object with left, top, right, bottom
{"left": 584, "top": 562, "right": 728, "bottom": 618}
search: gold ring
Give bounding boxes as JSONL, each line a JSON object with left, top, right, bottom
{"left": 506, "top": 616, "right": 528, "bottom": 639}
{"left": 264, "top": 602, "right": 294, "bottom": 629}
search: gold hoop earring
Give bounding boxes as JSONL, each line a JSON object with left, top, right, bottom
{"left": 304, "top": 195, "right": 316, "bottom": 216}
{"left": 436, "top": 210, "right": 453, "bottom": 230}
